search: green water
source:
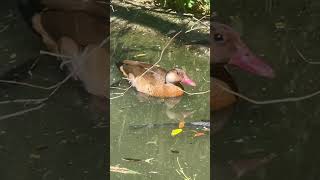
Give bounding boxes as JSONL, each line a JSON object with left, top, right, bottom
{"left": 110, "top": 6, "right": 210, "bottom": 180}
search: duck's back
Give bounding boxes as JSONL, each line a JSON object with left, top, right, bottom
{"left": 40, "top": 11, "right": 106, "bottom": 46}
{"left": 18, "top": 0, "right": 108, "bottom": 46}
{"left": 121, "top": 60, "right": 168, "bottom": 84}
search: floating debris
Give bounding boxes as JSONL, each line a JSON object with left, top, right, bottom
{"left": 171, "top": 128, "right": 183, "bottom": 136}
{"left": 110, "top": 166, "right": 142, "bottom": 175}
{"left": 122, "top": 157, "right": 155, "bottom": 164}
{"left": 170, "top": 149, "right": 180, "bottom": 154}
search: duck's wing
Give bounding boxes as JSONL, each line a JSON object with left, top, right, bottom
{"left": 120, "top": 60, "right": 167, "bottom": 84}
{"left": 40, "top": 11, "right": 107, "bottom": 46}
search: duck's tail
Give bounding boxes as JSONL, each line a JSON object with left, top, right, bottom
{"left": 17, "top": 0, "right": 43, "bottom": 27}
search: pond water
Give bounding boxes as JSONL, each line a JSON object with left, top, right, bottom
{"left": 214, "top": 0, "right": 320, "bottom": 179}
{"left": 0, "top": 4, "right": 108, "bottom": 179}
{"left": 110, "top": 4, "right": 210, "bottom": 180}
{"left": 0, "top": 56, "right": 108, "bottom": 179}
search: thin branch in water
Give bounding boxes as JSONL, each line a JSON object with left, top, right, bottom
{"left": 192, "top": 15, "right": 210, "bottom": 28}
{"left": 0, "top": 103, "right": 45, "bottom": 121}
{"left": 216, "top": 82, "right": 320, "bottom": 105}
{"left": 40, "top": 50, "right": 72, "bottom": 59}
{"left": 0, "top": 98, "right": 47, "bottom": 105}
{"left": 183, "top": 89, "right": 210, "bottom": 95}
{"left": 175, "top": 157, "right": 195, "bottom": 180}
{"left": 186, "top": 15, "right": 209, "bottom": 33}
{"left": 0, "top": 80, "right": 55, "bottom": 90}
{"left": 0, "top": 73, "right": 72, "bottom": 106}
{"left": 185, "top": 27, "right": 208, "bottom": 33}
{"left": 292, "top": 41, "right": 320, "bottom": 64}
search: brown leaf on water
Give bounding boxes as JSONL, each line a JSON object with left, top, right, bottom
{"left": 194, "top": 132, "right": 205, "bottom": 137}
{"left": 178, "top": 119, "right": 185, "bottom": 129}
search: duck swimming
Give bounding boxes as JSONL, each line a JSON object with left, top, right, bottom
{"left": 119, "top": 60, "right": 196, "bottom": 98}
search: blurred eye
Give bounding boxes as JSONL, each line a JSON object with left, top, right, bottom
{"left": 213, "top": 33, "right": 224, "bottom": 42}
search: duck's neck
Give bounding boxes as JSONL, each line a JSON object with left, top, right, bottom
{"left": 211, "top": 63, "right": 238, "bottom": 92}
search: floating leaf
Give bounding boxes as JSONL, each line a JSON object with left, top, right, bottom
{"left": 171, "top": 128, "right": 183, "bottom": 136}
{"left": 194, "top": 132, "right": 205, "bottom": 137}
{"left": 178, "top": 119, "right": 185, "bottom": 129}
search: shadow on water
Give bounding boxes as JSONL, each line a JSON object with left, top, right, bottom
{"left": 111, "top": 3, "right": 209, "bottom": 45}
{"left": 110, "top": 2, "right": 210, "bottom": 179}
{"left": 214, "top": 0, "right": 320, "bottom": 179}
{"left": 0, "top": 56, "right": 108, "bottom": 179}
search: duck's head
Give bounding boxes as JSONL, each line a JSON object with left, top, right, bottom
{"left": 166, "top": 68, "right": 196, "bottom": 86}
{"left": 212, "top": 23, "right": 275, "bottom": 78}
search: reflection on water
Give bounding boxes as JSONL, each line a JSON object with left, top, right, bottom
{"left": 214, "top": 0, "right": 320, "bottom": 179}
{"left": 110, "top": 7, "right": 210, "bottom": 179}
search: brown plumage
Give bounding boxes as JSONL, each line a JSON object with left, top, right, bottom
{"left": 29, "top": 0, "right": 108, "bottom": 98}
{"left": 119, "top": 60, "right": 196, "bottom": 98}
{"left": 211, "top": 64, "right": 238, "bottom": 111}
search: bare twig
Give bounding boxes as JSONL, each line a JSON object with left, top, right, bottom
{"left": 40, "top": 50, "right": 72, "bottom": 59}
{"left": 175, "top": 157, "right": 195, "bottom": 180}
{"left": 0, "top": 80, "right": 56, "bottom": 90}
{"left": 216, "top": 82, "right": 320, "bottom": 105}
{"left": 183, "top": 89, "right": 210, "bottom": 95}
{"left": 0, "top": 103, "right": 45, "bottom": 121}
{"left": 186, "top": 15, "right": 209, "bottom": 33}
{"left": 292, "top": 41, "right": 320, "bottom": 64}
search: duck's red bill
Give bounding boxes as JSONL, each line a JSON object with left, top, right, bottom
{"left": 229, "top": 49, "right": 275, "bottom": 78}
{"left": 182, "top": 77, "right": 196, "bottom": 86}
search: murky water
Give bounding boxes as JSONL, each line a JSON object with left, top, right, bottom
{"left": 0, "top": 56, "right": 107, "bottom": 179}
{"left": 214, "top": 0, "right": 320, "bottom": 179}
{"left": 110, "top": 6, "right": 210, "bottom": 180}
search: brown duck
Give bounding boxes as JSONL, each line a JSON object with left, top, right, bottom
{"left": 18, "top": 0, "right": 108, "bottom": 98}
{"left": 211, "top": 23, "right": 275, "bottom": 111}
{"left": 119, "top": 60, "right": 196, "bottom": 98}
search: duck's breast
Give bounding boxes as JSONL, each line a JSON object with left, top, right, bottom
{"left": 134, "top": 77, "right": 184, "bottom": 97}
{"left": 211, "top": 78, "right": 237, "bottom": 111}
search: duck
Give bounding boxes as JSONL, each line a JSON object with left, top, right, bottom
{"left": 118, "top": 60, "right": 196, "bottom": 98}
{"left": 211, "top": 22, "right": 275, "bottom": 111}
{"left": 18, "top": 0, "right": 108, "bottom": 98}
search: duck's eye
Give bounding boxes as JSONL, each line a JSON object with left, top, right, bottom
{"left": 213, "top": 33, "right": 224, "bottom": 42}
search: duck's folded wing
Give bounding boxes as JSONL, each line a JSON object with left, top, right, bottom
{"left": 41, "top": 11, "right": 107, "bottom": 46}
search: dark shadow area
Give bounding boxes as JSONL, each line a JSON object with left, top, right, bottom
{"left": 0, "top": 1, "right": 109, "bottom": 179}
{"left": 213, "top": 0, "right": 320, "bottom": 179}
